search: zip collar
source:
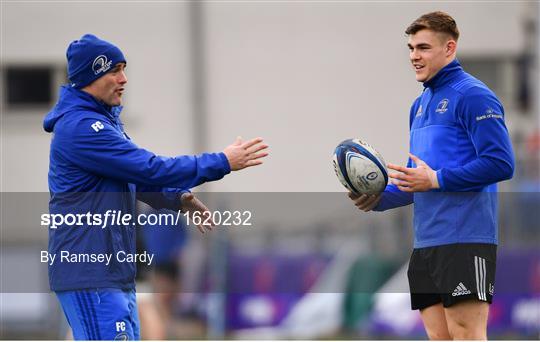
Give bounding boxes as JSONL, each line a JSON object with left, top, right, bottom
{"left": 43, "top": 85, "right": 123, "bottom": 132}
{"left": 71, "top": 86, "right": 123, "bottom": 120}
{"left": 423, "top": 59, "right": 464, "bottom": 90}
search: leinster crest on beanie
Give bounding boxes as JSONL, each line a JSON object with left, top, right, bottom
{"left": 66, "top": 34, "right": 126, "bottom": 89}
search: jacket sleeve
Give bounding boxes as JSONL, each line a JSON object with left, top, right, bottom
{"left": 437, "top": 91, "right": 515, "bottom": 191}
{"left": 61, "top": 117, "right": 231, "bottom": 189}
{"left": 373, "top": 99, "right": 420, "bottom": 211}
{"left": 373, "top": 158, "right": 414, "bottom": 211}
{"left": 135, "top": 186, "right": 188, "bottom": 211}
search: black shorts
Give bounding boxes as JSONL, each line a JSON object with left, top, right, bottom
{"left": 408, "top": 243, "right": 496, "bottom": 310}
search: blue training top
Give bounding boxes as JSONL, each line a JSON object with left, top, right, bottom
{"left": 44, "top": 85, "right": 231, "bottom": 291}
{"left": 374, "top": 59, "right": 514, "bottom": 248}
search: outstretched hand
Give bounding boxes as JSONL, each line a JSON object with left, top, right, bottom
{"left": 180, "top": 192, "right": 214, "bottom": 234}
{"left": 223, "top": 136, "right": 269, "bottom": 171}
{"left": 387, "top": 153, "right": 439, "bottom": 192}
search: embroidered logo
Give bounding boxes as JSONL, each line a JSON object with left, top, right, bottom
{"left": 92, "top": 55, "right": 112, "bottom": 75}
{"left": 435, "top": 99, "right": 449, "bottom": 113}
{"left": 91, "top": 121, "right": 105, "bottom": 132}
{"left": 476, "top": 108, "right": 503, "bottom": 122}
{"left": 415, "top": 105, "right": 423, "bottom": 117}
{"left": 113, "top": 333, "right": 129, "bottom": 341}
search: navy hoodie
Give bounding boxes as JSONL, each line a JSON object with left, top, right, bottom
{"left": 44, "top": 85, "right": 230, "bottom": 291}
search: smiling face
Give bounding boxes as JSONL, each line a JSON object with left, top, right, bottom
{"left": 83, "top": 63, "right": 127, "bottom": 106}
{"left": 408, "top": 29, "right": 456, "bottom": 83}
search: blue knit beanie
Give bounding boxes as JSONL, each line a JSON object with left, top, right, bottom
{"left": 66, "top": 34, "right": 126, "bottom": 89}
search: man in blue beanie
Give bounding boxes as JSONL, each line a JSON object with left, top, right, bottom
{"left": 44, "top": 34, "right": 269, "bottom": 340}
{"left": 66, "top": 34, "right": 127, "bottom": 90}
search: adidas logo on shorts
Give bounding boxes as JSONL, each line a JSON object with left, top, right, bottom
{"left": 452, "top": 282, "right": 472, "bottom": 297}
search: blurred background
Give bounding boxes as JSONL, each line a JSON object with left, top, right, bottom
{"left": 1, "top": 0, "right": 539, "bottom": 340}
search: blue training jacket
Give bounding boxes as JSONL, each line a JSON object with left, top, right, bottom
{"left": 374, "top": 60, "right": 514, "bottom": 248}
{"left": 44, "top": 85, "right": 231, "bottom": 291}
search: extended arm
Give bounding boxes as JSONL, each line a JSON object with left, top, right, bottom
{"left": 61, "top": 120, "right": 268, "bottom": 190}
{"left": 61, "top": 118, "right": 230, "bottom": 189}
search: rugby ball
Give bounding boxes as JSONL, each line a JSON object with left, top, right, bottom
{"left": 333, "top": 139, "right": 388, "bottom": 194}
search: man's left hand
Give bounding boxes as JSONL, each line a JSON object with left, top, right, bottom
{"left": 387, "top": 153, "right": 439, "bottom": 192}
{"left": 180, "top": 192, "right": 215, "bottom": 234}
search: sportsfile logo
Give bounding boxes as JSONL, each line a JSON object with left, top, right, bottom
{"left": 92, "top": 55, "right": 112, "bottom": 75}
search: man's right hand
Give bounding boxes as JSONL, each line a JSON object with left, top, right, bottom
{"left": 180, "top": 192, "right": 215, "bottom": 234}
{"left": 223, "top": 136, "right": 269, "bottom": 171}
{"left": 348, "top": 191, "right": 381, "bottom": 212}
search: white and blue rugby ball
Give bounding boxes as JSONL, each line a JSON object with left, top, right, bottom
{"left": 333, "top": 139, "right": 388, "bottom": 195}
